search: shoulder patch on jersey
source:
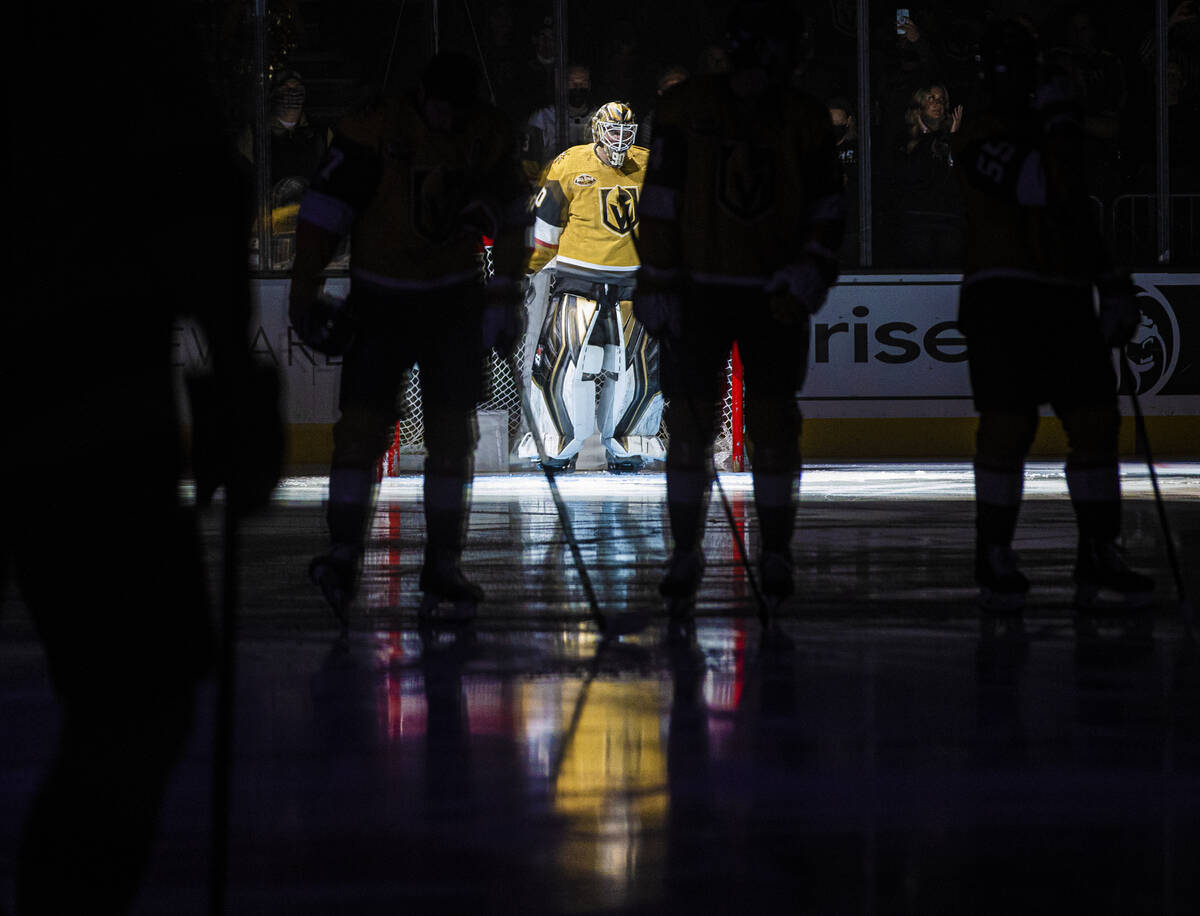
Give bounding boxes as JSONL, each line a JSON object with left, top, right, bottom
{"left": 574, "top": 173, "right": 597, "bottom": 187}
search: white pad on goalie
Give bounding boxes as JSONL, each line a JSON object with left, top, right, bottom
{"left": 603, "top": 393, "right": 666, "bottom": 460}
{"left": 520, "top": 288, "right": 666, "bottom": 465}
{"left": 525, "top": 340, "right": 603, "bottom": 462}
{"left": 519, "top": 268, "right": 554, "bottom": 390}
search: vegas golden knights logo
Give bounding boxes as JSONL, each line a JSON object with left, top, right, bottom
{"left": 412, "top": 166, "right": 468, "bottom": 242}
{"left": 717, "top": 142, "right": 775, "bottom": 222}
{"left": 599, "top": 185, "right": 639, "bottom": 235}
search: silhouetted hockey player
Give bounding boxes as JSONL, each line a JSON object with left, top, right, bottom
{"left": 291, "top": 51, "right": 529, "bottom": 625}
{"left": 5, "top": 4, "right": 282, "bottom": 912}
{"left": 521, "top": 101, "right": 663, "bottom": 472}
{"left": 634, "top": 2, "right": 845, "bottom": 616}
{"left": 953, "top": 20, "right": 1153, "bottom": 635}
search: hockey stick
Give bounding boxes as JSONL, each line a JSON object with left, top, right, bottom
{"left": 1124, "top": 356, "right": 1196, "bottom": 644}
{"left": 209, "top": 501, "right": 237, "bottom": 916}
{"left": 509, "top": 353, "right": 651, "bottom": 637}
{"left": 660, "top": 337, "right": 773, "bottom": 628}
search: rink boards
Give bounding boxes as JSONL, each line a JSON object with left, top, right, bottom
{"left": 173, "top": 273, "right": 1200, "bottom": 463}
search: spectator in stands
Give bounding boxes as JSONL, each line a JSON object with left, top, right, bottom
{"left": 637, "top": 64, "right": 690, "bottom": 148}
{"left": 1044, "top": 4, "right": 1127, "bottom": 205}
{"left": 527, "top": 14, "right": 560, "bottom": 109}
{"left": 828, "top": 97, "right": 861, "bottom": 266}
{"left": 522, "top": 63, "right": 594, "bottom": 181}
{"left": 788, "top": 4, "right": 848, "bottom": 102}
{"left": 904, "top": 83, "right": 964, "bottom": 151}
{"left": 697, "top": 43, "right": 731, "bottom": 75}
{"left": 481, "top": 3, "right": 539, "bottom": 121}
{"left": 884, "top": 83, "right": 965, "bottom": 268}
{"left": 1132, "top": 0, "right": 1200, "bottom": 192}
{"left": 1144, "top": 1, "right": 1200, "bottom": 106}
{"left": 238, "top": 69, "right": 332, "bottom": 268}
{"left": 1133, "top": 58, "right": 1200, "bottom": 192}
{"left": 869, "top": 9, "right": 944, "bottom": 264}
{"left": 1126, "top": 52, "right": 1200, "bottom": 264}
{"left": 874, "top": 9, "right": 940, "bottom": 153}
{"left": 238, "top": 69, "right": 329, "bottom": 188}
{"left": 597, "top": 17, "right": 645, "bottom": 106}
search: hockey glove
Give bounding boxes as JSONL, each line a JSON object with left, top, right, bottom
{"left": 765, "top": 242, "right": 839, "bottom": 325}
{"left": 188, "top": 362, "right": 284, "bottom": 519}
{"left": 289, "top": 289, "right": 357, "bottom": 356}
{"left": 633, "top": 288, "right": 684, "bottom": 339}
{"left": 1097, "top": 282, "right": 1142, "bottom": 348}
{"left": 633, "top": 266, "right": 684, "bottom": 339}
{"left": 483, "top": 276, "right": 525, "bottom": 358}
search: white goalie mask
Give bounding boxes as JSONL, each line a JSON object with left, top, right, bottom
{"left": 590, "top": 101, "right": 638, "bottom": 166}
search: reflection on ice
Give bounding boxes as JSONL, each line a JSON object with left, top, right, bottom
{"left": 261, "top": 460, "right": 1200, "bottom": 507}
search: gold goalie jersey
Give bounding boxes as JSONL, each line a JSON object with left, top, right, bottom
{"left": 526, "top": 143, "right": 650, "bottom": 280}
{"left": 637, "top": 74, "right": 843, "bottom": 282}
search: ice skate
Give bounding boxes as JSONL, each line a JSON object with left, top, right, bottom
{"left": 975, "top": 543, "right": 1030, "bottom": 616}
{"left": 537, "top": 454, "right": 577, "bottom": 474}
{"left": 978, "top": 611, "right": 1027, "bottom": 644}
{"left": 418, "top": 561, "right": 483, "bottom": 623}
{"left": 664, "top": 613, "right": 697, "bottom": 648}
{"left": 660, "top": 547, "right": 705, "bottom": 621}
{"left": 309, "top": 545, "right": 359, "bottom": 630}
{"left": 759, "top": 550, "right": 795, "bottom": 620}
{"left": 605, "top": 454, "right": 644, "bottom": 473}
{"left": 1073, "top": 539, "right": 1155, "bottom": 647}
{"left": 1074, "top": 539, "right": 1155, "bottom": 610}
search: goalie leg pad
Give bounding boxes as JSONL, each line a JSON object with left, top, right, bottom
{"left": 529, "top": 292, "right": 603, "bottom": 461}
{"left": 604, "top": 300, "right": 664, "bottom": 459}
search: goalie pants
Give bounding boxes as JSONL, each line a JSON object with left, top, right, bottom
{"left": 958, "top": 277, "right": 1124, "bottom": 551}
{"left": 660, "top": 281, "right": 809, "bottom": 555}
{"left": 327, "top": 280, "right": 487, "bottom": 569}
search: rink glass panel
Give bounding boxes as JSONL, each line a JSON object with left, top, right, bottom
{"left": 201, "top": 1, "right": 1196, "bottom": 466}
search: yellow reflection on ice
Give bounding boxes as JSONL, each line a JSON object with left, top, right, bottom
{"left": 551, "top": 677, "right": 669, "bottom": 903}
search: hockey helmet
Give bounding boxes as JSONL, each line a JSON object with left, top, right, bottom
{"left": 976, "top": 18, "right": 1041, "bottom": 112}
{"left": 590, "top": 102, "right": 637, "bottom": 167}
{"left": 724, "top": 0, "right": 800, "bottom": 76}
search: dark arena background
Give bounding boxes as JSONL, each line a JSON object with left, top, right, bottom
{"left": 2, "top": 2, "right": 1198, "bottom": 914}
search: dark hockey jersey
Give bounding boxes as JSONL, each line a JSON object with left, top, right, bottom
{"left": 297, "top": 93, "right": 530, "bottom": 288}
{"left": 951, "top": 105, "right": 1116, "bottom": 286}
{"left": 637, "top": 74, "right": 844, "bottom": 284}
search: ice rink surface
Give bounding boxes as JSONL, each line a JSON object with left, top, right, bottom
{"left": 3, "top": 461, "right": 1199, "bottom": 914}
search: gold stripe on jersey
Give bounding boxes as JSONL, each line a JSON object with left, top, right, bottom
{"left": 527, "top": 144, "right": 649, "bottom": 276}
